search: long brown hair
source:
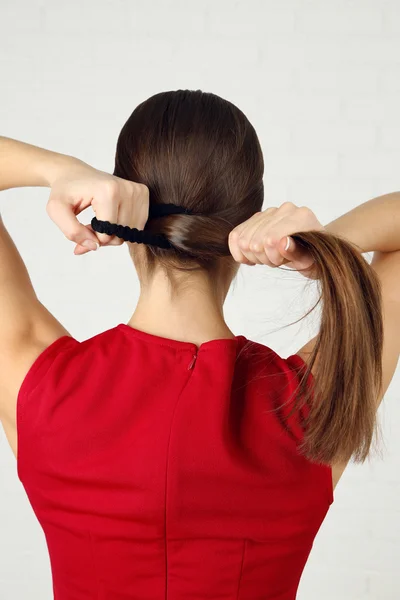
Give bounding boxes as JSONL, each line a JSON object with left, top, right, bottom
{"left": 113, "top": 89, "right": 383, "bottom": 465}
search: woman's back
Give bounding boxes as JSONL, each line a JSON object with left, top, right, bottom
{"left": 1, "top": 91, "right": 398, "bottom": 600}
{"left": 17, "top": 324, "right": 332, "bottom": 599}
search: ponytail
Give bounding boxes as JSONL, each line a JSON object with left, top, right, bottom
{"left": 290, "top": 231, "right": 383, "bottom": 465}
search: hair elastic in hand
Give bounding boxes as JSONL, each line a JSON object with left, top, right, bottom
{"left": 91, "top": 203, "right": 192, "bottom": 249}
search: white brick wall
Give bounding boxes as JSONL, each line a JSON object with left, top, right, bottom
{"left": 0, "top": 1, "right": 399, "bottom": 598}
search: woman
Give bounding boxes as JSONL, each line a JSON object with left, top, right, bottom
{"left": 0, "top": 89, "right": 398, "bottom": 599}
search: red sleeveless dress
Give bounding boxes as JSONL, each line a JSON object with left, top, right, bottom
{"left": 17, "top": 324, "right": 333, "bottom": 599}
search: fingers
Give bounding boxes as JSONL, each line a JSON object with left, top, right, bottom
{"left": 74, "top": 221, "right": 125, "bottom": 255}
{"left": 91, "top": 195, "right": 119, "bottom": 246}
{"left": 273, "top": 235, "right": 294, "bottom": 264}
{"left": 47, "top": 199, "right": 100, "bottom": 251}
{"left": 89, "top": 180, "right": 144, "bottom": 248}
{"left": 251, "top": 231, "right": 286, "bottom": 266}
{"left": 278, "top": 236, "right": 318, "bottom": 279}
{"left": 74, "top": 224, "right": 93, "bottom": 255}
{"left": 74, "top": 187, "right": 132, "bottom": 254}
{"left": 239, "top": 213, "right": 270, "bottom": 265}
{"left": 109, "top": 198, "right": 133, "bottom": 246}
{"left": 228, "top": 204, "right": 322, "bottom": 272}
{"left": 77, "top": 199, "right": 133, "bottom": 253}
{"left": 229, "top": 212, "right": 264, "bottom": 265}
{"left": 229, "top": 209, "right": 280, "bottom": 266}
{"left": 92, "top": 179, "right": 149, "bottom": 242}
{"left": 48, "top": 172, "right": 151, "bottom": 256}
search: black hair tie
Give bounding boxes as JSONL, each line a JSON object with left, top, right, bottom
{"left": 148, "top": 203, "right": 192, "bottom": 219}
{"left": 91, "top": 203, "right": 192, "bottom": 249}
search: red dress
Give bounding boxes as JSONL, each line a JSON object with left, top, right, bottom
{"left": 17, "top": 324, "right": 333, "bottom": 599}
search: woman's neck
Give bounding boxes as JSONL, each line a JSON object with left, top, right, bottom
{"left": 127, "top": 271, "right": 235, "bottom": 346}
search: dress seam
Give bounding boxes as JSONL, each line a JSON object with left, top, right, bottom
{"left": 89, "top": 530, "right": 101, "bottom": 598}
{"left": 164, "top": 352, "right": 198, "bottom": 600}
{"left": 236, "top": 539, "right": 246, "bottom": 599}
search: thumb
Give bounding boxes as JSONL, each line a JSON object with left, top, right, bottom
{"left": 278, "top": 235, "right": 316, "bottom": 277}
{"left": 74, "top": 223, "right": 123, "bottom": 255}
{"left": 47, "top": 198, "right": 100, "bottom": 251}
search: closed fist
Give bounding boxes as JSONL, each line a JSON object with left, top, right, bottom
{"left": 228, "top": 202, "right": 325, "bottom": 278}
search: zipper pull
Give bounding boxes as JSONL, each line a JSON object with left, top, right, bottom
{"left": 188, "top": 353, "right": 197, "bottom": 370}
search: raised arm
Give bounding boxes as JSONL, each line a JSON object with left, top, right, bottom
{"left": 228, "top": 196, "right": 400, "bottom": 485}
{"left": 0, "top": 136, "right": 149, "bottom": 434}
{"left": 0, "top": 138, "right": 75, "bottom": 409}
{"left": 0, "top": 136, "right": 72, "bottom": 192}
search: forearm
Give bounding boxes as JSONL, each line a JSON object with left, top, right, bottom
{"left": 0, "top": 136, "right": 80, "bottom": 191}
{"left": 325, "top": 192, "right": 400, "bottom": 254}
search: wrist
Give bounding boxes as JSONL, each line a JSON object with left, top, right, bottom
{"left": 37, "top": 151, "right": 84, "bottom": 188}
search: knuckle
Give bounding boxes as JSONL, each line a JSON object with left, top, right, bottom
{"left": 280, "top": 201, "right": 296, "bottom": 211}
{"left": 135, "top": 182, "right": 149, "bottom": 197}
{"left": 250, "top": 241, "right": 262, "bottom": 252}
{"left": 65, "top": 227, "right": 81, "bottom": 242}
{"left": 105, "top": 177, "right": 119, "bottom": 196}
{"left": 98, "top": 181, "right": 119, "bottom": 207}
{"left": 298, "top": 205, "right": 312, "bottom": 217}
{"left": 97, "top": 232, "right": 112, "bottom": 241}
{"left": 264, "top": 236, "right": 274, "bottom": 247}
{"left": 238, "top": 237, "right": 249, "bottom": 250}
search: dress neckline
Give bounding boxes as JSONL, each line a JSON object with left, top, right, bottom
{"left": 117, "top": 323, "right": 247, "bottom": 353}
